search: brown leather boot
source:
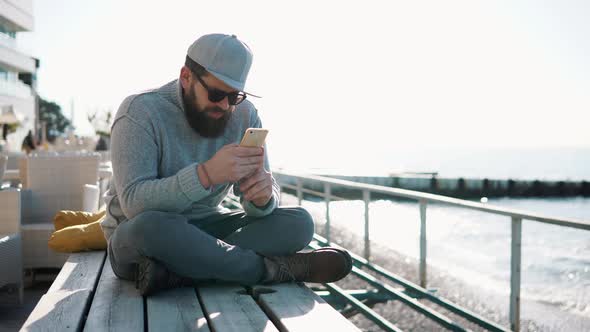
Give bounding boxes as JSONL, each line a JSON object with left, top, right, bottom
{"left": 262, "top": 247, "right": 353, "bottom": 284}
{"left": 135, "top": 257, "right": 194, "bottom": 296}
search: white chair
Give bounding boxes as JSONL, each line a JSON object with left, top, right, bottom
{"left": 0, "top": 151, "right": 24, "bottom": 187}
{"left": 2, "top": 151, "right": 25, "bottom": 170}
{"left": 0, "top": 188, "right": 24, "bottom": 304}
{"left": 19, "top": 152, "right": 101, "bottom": 269}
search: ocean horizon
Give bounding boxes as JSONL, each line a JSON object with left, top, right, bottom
{"left": 275, "top": 146, "right": 590, "bottom": 181}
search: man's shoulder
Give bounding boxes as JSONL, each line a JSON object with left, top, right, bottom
{"left": 122, "top": 89, "right": 170, "bottom": 115}
{"left": 114, "top": 81, "right": 179, "bottom": 123}
{"left": 233, "top": 99, "right": 260, "bottom": 123}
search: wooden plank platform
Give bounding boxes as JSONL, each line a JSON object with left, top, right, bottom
{"left": 20, "top": 251, "right": 360, "bottom": 331}
{"left": 255, "top": 284, "right": 360, "bottom": 332}
{"left": 83, "top": 256, "right": 143, "bottom": 331}
{"left": 198, "top": 284, "right": 277, "bottom": 332}
{"left": 21, "top": 251, "right": 105, "bottom": 331}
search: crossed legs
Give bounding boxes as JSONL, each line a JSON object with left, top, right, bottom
{"left": 108, "top": 206, "right": 314, "bottom": 285}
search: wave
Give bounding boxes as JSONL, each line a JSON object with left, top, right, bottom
{"left": 520, "top": 285, "right": 590, "bottom": 317}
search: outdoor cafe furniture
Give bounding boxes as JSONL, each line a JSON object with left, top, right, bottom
{"left": 0, "top": 188, "right": 24, "bottom": 304}
{"left": 18, "top": 152, "right": 101, "bottom": 269}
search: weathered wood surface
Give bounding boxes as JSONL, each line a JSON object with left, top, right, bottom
{"left": 20, "top": 251, "right": 106, "bottom": 332}
{"left": 83, "top": 256, "right": 143, "bottom": 332}
{"left": 198, "top": 284, "right": 279, "bottom": 332}
{"left": 147, "top": 287, "right": 210, "bottom": 332}
{"left": 47, "top": 251, "right": 106, "bottom": 292}
{"left": 256, "top": 283, "right": 361, "bottom": 332}
{"left": 22, "top": 251, "right": 359, "bottom": 332}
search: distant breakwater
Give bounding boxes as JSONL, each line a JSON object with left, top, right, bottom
{"left": 279, "top": 173, "right": 590, "bottom": 200}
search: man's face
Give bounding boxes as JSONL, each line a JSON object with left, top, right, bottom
{"left": 182, "top": 71, "right": 235, "bottom": 138}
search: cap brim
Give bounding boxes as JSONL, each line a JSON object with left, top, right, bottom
{"left": 207, "top": 69, "right": 261, "bottom": 98}
{"left": 245, "top": 91, "right": 261, "bottom": 98}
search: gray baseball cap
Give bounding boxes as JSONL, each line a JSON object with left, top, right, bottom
{"left": 187, "top": 33, "right": 259, "bottom": 97}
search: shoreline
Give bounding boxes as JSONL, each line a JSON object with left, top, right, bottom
{"left": 316, "top": 222, "right": 513, "bottom": 331}
{"left": 284, "top": 194, "right": 590, "bottom": 331}
{"left": 315, "top": 221, "right": 583, "bottom": 332}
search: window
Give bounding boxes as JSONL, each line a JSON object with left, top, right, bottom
{"left": 0, "top": 24, "right": 16, "bottom": 39}
{"left": 0, "top": 68, "right": 18, "bottom": 82}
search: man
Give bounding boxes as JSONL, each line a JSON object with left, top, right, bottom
{"left": 21, "top": 130, "right": 36, "bottom": 154}
{"left": 102, "top": 33, "right": 352, "bottom": 295}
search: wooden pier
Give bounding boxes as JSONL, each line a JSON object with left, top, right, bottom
{"left": 307, "top": 174, "right": 590, "bottom": 199}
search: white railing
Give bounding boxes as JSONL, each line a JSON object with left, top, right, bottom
{"left": 274, "top": 170, "right": 590, "bottom": 332}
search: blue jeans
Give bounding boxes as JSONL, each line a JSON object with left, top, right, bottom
{"left": 108, "top": 206, "right": 314, "bottom": 285}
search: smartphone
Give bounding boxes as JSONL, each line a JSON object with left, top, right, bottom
{"left": 240, "top": 128, "right": 269, "bottom": 147}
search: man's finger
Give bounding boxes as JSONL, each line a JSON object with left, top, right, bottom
{"left": 235, "top": 147, "right": 263, "bottom": 157}
{"left": 240, "top": 170, "right": 264, "bottom": 191}
{"left": 239, "top": 164, "right": 262, "bottom": 180}
{"left": 238, "top": 156, "right": 264, "bottom": 167}
{"left": 245, "top": 180, "right": 271, "bottom": 200}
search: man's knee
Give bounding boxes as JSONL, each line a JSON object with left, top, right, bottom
{"left": 108, "top": 241, "right": 136, "bottom": 281}
{"left": 275, "top": 206, "right": 315, "bottom": 249}
{"left": 293, "top": 206, "right": 315, "bottom": 238}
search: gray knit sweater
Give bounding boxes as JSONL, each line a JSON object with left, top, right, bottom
{"left": 100, "top": 79, "right": 280, "bottom": 240}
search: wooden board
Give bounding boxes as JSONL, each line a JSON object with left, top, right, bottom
{"left": 256, "top": 283, "right": 361, "bottom": 332}
{"left": 48, "top": 251, "right": 106, "bottom": 292}
{"left": 20, "top": 290, "right": 93, "bottom": 332}
{"left": 147, "top": 287, "right": 211, "bottom": 332}
{"left": 83, "top": 255, "right": 143, "bottom": 332}
{"left": 198, "top": 284, "right": 278, "bottom": 332}
{"left": 21, "top": 251, "right": 106, "bottom": 332}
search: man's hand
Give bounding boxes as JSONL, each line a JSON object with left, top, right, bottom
{"left": 203, "top": 144, "right": 264, "bottom": 185}
{"left": 239, "top": 167, "right": 273, "bottom": 207}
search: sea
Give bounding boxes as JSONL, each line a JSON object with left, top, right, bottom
{"left": 279, "top": 146, "right": 590, "bottom": 330}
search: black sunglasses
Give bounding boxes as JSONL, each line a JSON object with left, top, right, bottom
{"left": 194, "top": 74, "right": 247, "bottom": 106}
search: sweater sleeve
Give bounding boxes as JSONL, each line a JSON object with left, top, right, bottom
{"left": 110, "top": 115, "right": 211, "bottom": 220}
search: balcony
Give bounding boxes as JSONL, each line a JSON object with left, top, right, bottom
{"left": 0, "top": 42, "right": 35, "bottom": 72}
{"left": 0, "top": 78, "right": 31, "bottom": 99}
{"left": 0, "top": 0, "right": 34, "bottom": 32}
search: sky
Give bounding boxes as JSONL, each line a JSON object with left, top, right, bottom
{"left": 16, "top": 0, "right": 590, "bottom": 171}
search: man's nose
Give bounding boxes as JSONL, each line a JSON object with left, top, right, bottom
{"left": 216, "top": 96, "right": 230, "bottom": 110}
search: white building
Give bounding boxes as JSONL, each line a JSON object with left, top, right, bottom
{"left": 0, "top": 0, "right": 37, "bottom": 152}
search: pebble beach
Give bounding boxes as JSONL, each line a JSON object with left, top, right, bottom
{"left": 317, "top": 223, "right": 525, "bottom": 331}
{"left": 284, "top": 193, "right": 589, "bottom": 332}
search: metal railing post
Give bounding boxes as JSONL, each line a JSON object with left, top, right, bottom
{"left": 419, "top": 199, "right": 428, "bottom": 288}
{"left": 363, "top": 190, "right": 371, "bottom": 260}
{"left": 324, "top": 182, "right": 331, "bottom": 244}
{"left": 296, "top": 178, "right": 303, "bottom": 206}
{"left": 510, "top": 217, "right": 522, "bottom": 332}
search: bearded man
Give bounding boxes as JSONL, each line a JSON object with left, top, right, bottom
{"left": 102, "top": 33, "right": 352, "bottom": 295}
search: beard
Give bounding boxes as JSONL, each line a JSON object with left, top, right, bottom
{"left": 182, "top": 83, "right": 231, "bottom": 138}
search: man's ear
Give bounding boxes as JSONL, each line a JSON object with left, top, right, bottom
{"left": 180, "top": 66, "right": 192, "bottom": 91}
